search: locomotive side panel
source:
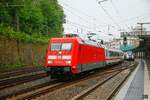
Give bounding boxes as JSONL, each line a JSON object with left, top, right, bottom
{"left": 76, "top": 44, "right": 106, "bottom": 72}
{"left": 69, "top": 40, "right": 79, "bottom": 74}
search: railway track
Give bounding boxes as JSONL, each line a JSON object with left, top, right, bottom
{"left": 0, "top": 67, "right": 42, "bottom": 80}
{"left": 0, "top": 76, "right": 55, "bottom": 99}
{"left": 6, "top": 61, "right": 137, "bottom": 100}
{"left": 0, "top": 71, "right": 47, "bottom": 90}
{"left": 0, "top": 67, "right": 48, "bottom": 99}
{"left": 71, "top": 66, "right": 135, "bottom": 100}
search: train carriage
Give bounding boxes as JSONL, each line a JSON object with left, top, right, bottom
{"left": 105, "top": 48, "right": 123, "bottom": 65}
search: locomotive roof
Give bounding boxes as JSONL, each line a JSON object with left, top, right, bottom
{"left": 50, "top": 37, "right": 104, "bottom": 48}
{"left": 50, "top": 37, "right": 122, "bottom": 53}
{"left": 51, "top": 37, "right": 122, "bottom": 52}
{"left": 51, "top": 37, "right": 81, "bottom": 42}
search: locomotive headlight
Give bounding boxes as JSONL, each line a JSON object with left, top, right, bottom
{"left": 66, "top": 60, "right": 71, "bottom": 64}
{"left": 48, "top": 55, "right": 57, "bottom": 59}
{"left": 62, "top": 56, "right": 71, "bottom": 59}
{"left": 48, "top": 61, "right": 53, "bottom": 64}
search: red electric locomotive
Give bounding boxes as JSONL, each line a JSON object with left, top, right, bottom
{"left": 45, "top": 36, "right": 123, "bottom": 79}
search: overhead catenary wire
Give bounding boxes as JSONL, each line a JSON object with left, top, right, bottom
{"left": 62, "top": 7, "right": 91, "bottom": 25}
{"left": 64, "top": 20, "right": 92, "bottom": 33}
{"left": 66, "top": 20, "right": 108, "bottom": 34}
{"left": 60, "top": 1, "right": 106, "bottom": 26}
{"left": 59, "top": 1, "right": 93, "bottom": 19}
{"left": 109, "top": 0, "right": 123, "bottom": 22}
{"left": 62, "top": 7, "right": 95, "bottom": 32}
{"left": 61, "top": 5, "right": 105, "bottom": 32}
{"left": 98, "top": 0, "right": 150, "bottom": 26}
{"left": 109, "top": 0, "right": 129, "bottom": 28}
{"left": 97, "top": 1, "right": 121, "bottom": 29}
{"left": 63, "top": 0, "right": 150, "bottom": 33}
{"left": 66, "top": 20, "right": 92, "bottom": 29}
{"left": 60, "top": 0, "right": 122, "bottom": 34}
{"left": 120, "top": 12, "right": 150, "bottom": 23}
{"left": 97, "top": 0, "right": 132, "bottom": 30}
{"left": 110, "top": 0, "right": 120, "bottom": 16}
{"left": 59, "top": 0, "right": 109, "bottom": 27}
{"left": 62, "top": 0, "right": 142, "bottom": 33}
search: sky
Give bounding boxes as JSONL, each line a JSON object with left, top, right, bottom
{"left": 58, "top": 0, "right": 150, "bottom": 41}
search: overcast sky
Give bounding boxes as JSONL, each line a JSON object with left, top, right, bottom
{"left": 58, "top": 0, "right": 150, "bottom": 41}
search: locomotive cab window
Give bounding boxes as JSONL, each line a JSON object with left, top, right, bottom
{"left": 61, "top": 43, "right": 72, "bottom": 50}
{"left": 51, "top": 43, "right": 61, "bottom": 51}
{"left": 51, "top": 43, "right": 72, "bottom": 51}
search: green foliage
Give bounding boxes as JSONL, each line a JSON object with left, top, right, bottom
{"left": 0, "top": 63, "right": 24, "bottom": 71}
{"left": 0, "top": 24, "right": 50, "bottom": 44}
{"left": 0, "top": 0, "right": 64, "bottom": 37}
{"left": 39, "top": 0, "right": 64, "bottom": 35}
{"left": 0, "top": 6, "right": 11, "bottom": 24}
{"left": 19, "top": 0, "right": 44, "bottom": 34}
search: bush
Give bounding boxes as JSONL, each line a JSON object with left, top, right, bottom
{"left": 0, "top": 24, "right": 50, "bottom": 44}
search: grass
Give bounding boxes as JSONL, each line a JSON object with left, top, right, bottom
{"left": 0, "top": 63, "right": 43, "bottom": 71}
{"left": 0, "top": 63, "right": 25, "bottom": 71}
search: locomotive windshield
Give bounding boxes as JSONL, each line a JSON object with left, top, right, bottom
{"left": 51, "top": 43, "right": 72, "bottom": 51}
{"left": 51, "top": 43, "right": 61, "bottom": 51}
{"left": 61, "top": 43, "right": 72, "bottom": 50}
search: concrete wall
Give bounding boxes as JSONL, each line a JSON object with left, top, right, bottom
{"left": 0, "top": 36, "right": 48, "bottom": 67}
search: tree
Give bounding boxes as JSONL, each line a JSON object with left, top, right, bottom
{"left": 39, "top": 0, "right": 64, "bottom": 36}
{"left": 19, "top": 0, "right": 44, "bottom": 34}
{"left": 0, "top": 4, "right": 11, "bottom": 25}
{"left": 0, "top": 0, "right": 64, "bottom": 36}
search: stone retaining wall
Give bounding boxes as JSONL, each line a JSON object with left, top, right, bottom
{"left": 0, "top": 36, "right": 48, "bottom": 67}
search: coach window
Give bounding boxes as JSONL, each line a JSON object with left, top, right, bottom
{"left": 106, "top": 50, "right": 109, "bottom": 57}
{"left": 61, "top": 43, "right": 72, "bottom": 50}
{"left": 115, "top": 52, "right": 117, "bottom": 56}
{"left": 113, "top": 52, "right": 115, "bottom": 56}
{"left": 106, "top": 50, "right": 109, "bottom": 56}
{"left": 112, "top": 52, "right": 114, "bottom": 56}
{"left": 109, "top": 51, "right": 113, "bottom": 57}
{"left": 118, "top": 53, "right": 120, "bottom": 56}
{"left": 114, "top": 52, "right": 116, "bottom": 56}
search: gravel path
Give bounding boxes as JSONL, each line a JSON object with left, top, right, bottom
{"left": 83, "top": 69, "right": 130, "bottom": 100}
{"left": 39, "top": 73, "right": 116, "bottom": 100}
